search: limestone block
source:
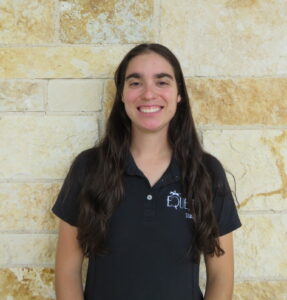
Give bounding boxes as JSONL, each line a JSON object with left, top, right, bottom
{"left": 0, "top": 268, "right": 55, "bottom": 300}
{"left": 0, "top": 182, "right": 60, "bottom": 231}
{"left": 48, "top": 79, "right": 103, "bottom": 112}
{"left": 234, "top": 214, "right": 287, "bottom": 278}
{"left": 234, "top": 281, "right": 287, "bottom": 300}
{"left": 203, "top": 130, "right": 287, "bottom": 211}
{"left": 0, "top": 116, "right": 98, "bottom": 179}
{"left": 0, "top": 45, "right": 132, "bottom": 78}
{"left": 0, "top": 0, "right": 55, "bottom": 44}
{"left": 161, "top": 0, "right": 287, "bottom": 76}
{"left": 60, "top": 0, "right": 154, "bottom": 44}
{"left": 0, "top": 234, "right": 57, "bottom": 265}
{"left": 187, "top": 78, "right": 287, "bottom": 126}
{"left": 0, "top": 80, "right": 45, "bottom": 111}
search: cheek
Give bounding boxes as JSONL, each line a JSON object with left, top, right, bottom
{"left": 123, "top": 89, "right": 139, "bottom": 103}
{"left": 163, "top": 90, "right": 179, "bottom": 104}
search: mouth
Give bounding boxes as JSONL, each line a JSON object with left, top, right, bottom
{"left": 137, "top": 105, "right": 163, "bottom": 113}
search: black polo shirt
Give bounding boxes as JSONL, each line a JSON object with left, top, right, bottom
{"left": 52, "top": 149, "right": 241, "bottom": 300}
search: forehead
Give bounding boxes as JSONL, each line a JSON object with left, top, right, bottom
{"left": 125, "top": 52, "right": 175, "bottom": 76}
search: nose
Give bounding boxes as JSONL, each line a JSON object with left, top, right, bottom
{"left": 142, "top": 83, "right": 156, "bottom": 101}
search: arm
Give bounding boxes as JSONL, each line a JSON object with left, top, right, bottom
{"left": 204, "top": 232, "right": 234, "bottom": 300}
{"left": 55, "top": 220, "right": 84, "bottom": 300}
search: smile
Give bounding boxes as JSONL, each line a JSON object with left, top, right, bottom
{"left": 138, "top": 106, "right": 163, "bottom": 113}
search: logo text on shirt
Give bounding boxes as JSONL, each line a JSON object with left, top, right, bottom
{"left": 166, "top": 191, "right": 192, "bottom": 219}
{"left": 167, "top": 190, "right": 187, "bottom": 210}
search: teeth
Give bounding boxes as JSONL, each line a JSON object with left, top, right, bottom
{"left": 139, "top": 106, "right": 161, "bottom": 113}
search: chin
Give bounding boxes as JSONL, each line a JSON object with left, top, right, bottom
{"left": 137, "top": 123, "right": 168, "bottom": 133}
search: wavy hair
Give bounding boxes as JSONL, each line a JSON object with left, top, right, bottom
{"left": 77, "top": 43, "right": 224, "bottom": 263}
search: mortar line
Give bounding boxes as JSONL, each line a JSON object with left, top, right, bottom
{"left": 0, "top": 231, "right": 58, "bottom": 235}
{"left": 0, "top": 78, "right": 50, "bottom": 82}
{"left": 0, "top": 77, "right": 115, "bottom": 80}
{"left": 0, "top": 178, "right": 63, "bottom": 183}
{"left": 199, "top": 125, "right": 287, "bottom": 130}
{"left": 234, "top": 277, "right": 287, "bottom": 282}
{"left": 0, "top": 264, "right": 55, "bottom": 268}
{"left": 0, "top": 111, "right": 99, "bottom": 116}
{"left": 237, "top": 210, "right": 287, "bottom": 215}
{"left": 184, "top": 75, "right": 287, "bottom": 79}
{"left": 0, "top": 43, "right": 139, "bottom": 48}
{"left": 0, "top": 111, "right": 46, "bottom": 116}
{"left": 199, "top": 275, "right": 287, "bottom": 282}
{"left": 54, "top": 0, "right": 61, "bottom": 44}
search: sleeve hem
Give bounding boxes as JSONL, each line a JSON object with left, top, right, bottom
{"left": 52, "top": 207, "right": 78, "bottom": 227}
{"left": 219, "top": 221, "right": 242, "bottom": 236}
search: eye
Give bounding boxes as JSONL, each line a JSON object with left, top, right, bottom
{"left": 157, "top": 81, "right": 169, "bottom": 86}
{"left": 129, "top": 81, "right": 141, "bottom": 87}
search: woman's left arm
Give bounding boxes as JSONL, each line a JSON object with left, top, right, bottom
{"left": 204, "top": 232, "right": 234, "bottom": 300}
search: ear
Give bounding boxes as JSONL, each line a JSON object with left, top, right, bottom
{"left": 177, "top": 95, "right": 181, "bottom": 103}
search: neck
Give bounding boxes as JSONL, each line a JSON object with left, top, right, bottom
{"left": 130, "top": 127, "right": 172, "bottom": 159}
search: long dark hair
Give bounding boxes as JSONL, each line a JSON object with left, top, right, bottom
{"left": 77, "top": 43, "right": 224, "bottom": 263}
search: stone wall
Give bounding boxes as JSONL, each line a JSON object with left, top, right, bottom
{"left": 0, "top": 0, "right": 286, "bottom": 299}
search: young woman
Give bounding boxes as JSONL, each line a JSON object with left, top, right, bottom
{"left": 52, "top": 43, "right": 241, "bottom": 300}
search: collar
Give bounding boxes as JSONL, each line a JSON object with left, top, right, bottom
{"left": 124, "top": 152, "right": 181, "bottom": 187}
{"left": 124, "top": 152, "right": 144, "bottom": 177}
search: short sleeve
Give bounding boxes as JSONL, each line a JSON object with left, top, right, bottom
{"left": 206, "top": 155, "right": 242, "bottom": 236}
{"left": 52, "top": 150, "right": 91, "bottom": 226}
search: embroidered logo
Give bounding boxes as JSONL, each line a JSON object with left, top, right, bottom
{"left": 166, "top": 190, "right": 192, "bottom": 219}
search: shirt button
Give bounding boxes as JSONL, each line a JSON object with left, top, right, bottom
{"left": 146, "top": 194, "right": 153, "bottom": 200}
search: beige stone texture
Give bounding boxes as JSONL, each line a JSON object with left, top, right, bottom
{"left": 203, "top": 130, "right": 287, "bottom": 211}
{"left": 0, "top": 116, "right": 98, "bottom": 179}
{"left": 234, "top": 281, "right": 287, "bottom": 300}
{"left": 234, "top": 214, "right": 287, "bottom": 278}
{"left": 0, "top": 268, "right": 55, "bottom": 300}
{"left": 0, "top": 234, "right": 57, "bottom": 265}
{"left": 187, "top": 78, "right": 287, "bottom": 125}
{"left": 0, "top": 182, "right": 60, "bottom": 231}
{"left": 0, "top": 0, "right": 55, "bottom": 44}
{"left": 60, "top": 0, "right": 154, "bottom": 44}
{"left": 0, "top": 45, "right": 132, "bottom": 78}
{"left": 0, "top": 80, "right": 45, "bottom": 111}
{"left": 161, "top": 0, "right": 287, "bottom": 76}
{"left": 48, "top": 79, "right": 103, "bottom": 111}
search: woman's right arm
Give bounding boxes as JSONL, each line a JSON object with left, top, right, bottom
{"left": 55, "top": 220, "right": 84, "bottom": 300}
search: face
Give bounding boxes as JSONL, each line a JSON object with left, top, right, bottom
{"left": 122, "top": 52, "right": 181, "bottom": 134}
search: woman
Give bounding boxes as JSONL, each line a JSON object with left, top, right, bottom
{"left": 52, "top": 43, "right": 241, "bottom": 300}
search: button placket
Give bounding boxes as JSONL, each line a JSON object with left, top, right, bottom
{"left": 146, "top": 194, "right": 152, "bottom": 200}
{"left": 144, "top": 191, "right": 156, "bottom": 219}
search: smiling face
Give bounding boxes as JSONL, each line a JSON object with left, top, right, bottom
{"left": 122, "top": 52, "right": 181, "bottom": 135}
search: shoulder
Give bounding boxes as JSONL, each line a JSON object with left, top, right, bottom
{"left": 72, "top": 147, "right": 98, "bottom": 168}
{"left": 202, "top": 152, "right": 232, "bottom": 195}
{"left": 67, "top": 147, "right": 99, "bottom": 183}
{"left": 203, "top": 153, "right": 226, "bottom": 181}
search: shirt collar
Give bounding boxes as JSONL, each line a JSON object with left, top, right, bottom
{"left": 124, "top": 152, "right": 143, "bottom": 177}
{"left": 124, "top": 152, "right": 181, "bottom": 184}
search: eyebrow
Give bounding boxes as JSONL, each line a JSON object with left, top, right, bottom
{"left": 125, "top": 72, "right": 174, "bottom": 81}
